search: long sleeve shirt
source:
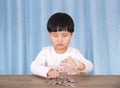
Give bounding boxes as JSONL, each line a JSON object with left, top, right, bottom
{"left": 31, "top": 46, "right": 93, "bottom": 78}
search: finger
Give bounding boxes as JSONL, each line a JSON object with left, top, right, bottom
{"left": 49, "top": 70, "right": 58, "bottom": 78}
{"left": 67, "top": 69, "right": 76, "bottom": 75}
{"left": 50, "top": 73, "right": 57, "bottom": 78}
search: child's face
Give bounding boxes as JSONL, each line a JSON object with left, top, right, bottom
{"left": 49, "top": 31, "right": 73, "bottom": 54}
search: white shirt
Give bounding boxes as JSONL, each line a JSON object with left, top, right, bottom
{"left": 31, "top": 46, "right": 93, "bottom": 77}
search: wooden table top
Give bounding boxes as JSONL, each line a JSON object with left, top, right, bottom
{"left": 0, "top": 75, "right": 120, "bottom": 88}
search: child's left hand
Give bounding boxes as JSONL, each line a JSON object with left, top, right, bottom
{"left": 60, "top": 57, "right": 85, "bottom": 75}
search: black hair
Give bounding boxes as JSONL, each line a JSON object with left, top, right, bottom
{"left": 47, "top": 12, "right": 74, "bottom": 33}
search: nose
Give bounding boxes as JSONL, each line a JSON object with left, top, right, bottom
{"left": 57, "top": 36, "right": 63, "bottom": 42}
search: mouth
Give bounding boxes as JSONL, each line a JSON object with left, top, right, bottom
{"left": 57, "top": 44, "right": 64, "bottom": 47}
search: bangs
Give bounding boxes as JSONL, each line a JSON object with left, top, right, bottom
{"left": 50, "top": 26, "right": 69, "bottom": 32}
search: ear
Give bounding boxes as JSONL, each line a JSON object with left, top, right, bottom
{"left": 71, "top": 32, "right": 74, "bottom": 36}
{"left": 48, "top": 32, "right": 52, "bottom": 41}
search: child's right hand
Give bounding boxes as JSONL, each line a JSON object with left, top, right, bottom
{"left": 47, "top": 68, "right": 59, "bottom": 78}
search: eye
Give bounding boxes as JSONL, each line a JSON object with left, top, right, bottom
{"left": 63, "top": 35, "right": 67, "bottom": 37}
{"left": 52, "top": 34, "right": 58, "bottom": 37}
{"left": 62, "top": 34, "right": 68, "bottom": 37}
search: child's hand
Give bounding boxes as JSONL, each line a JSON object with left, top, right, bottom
{"left": 47, "top": 68, "right": 59, "bottom": 78}
{"left": 60, "top": 57, "right": 85, "bottom": 75}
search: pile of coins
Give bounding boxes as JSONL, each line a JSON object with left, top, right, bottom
{"left": 45, "top": 74, "right": 76, "bottom": 88}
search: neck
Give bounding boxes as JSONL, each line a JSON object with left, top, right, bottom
{"left": 54, "top": 47, "right": 67, "bottom": 54}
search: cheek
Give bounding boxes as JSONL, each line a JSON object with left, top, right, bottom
{"left": 64, "top": 38, "right": 71, "bottom": 44}
{"left": 51, "top": 39, "right": 57, "bottom": 45}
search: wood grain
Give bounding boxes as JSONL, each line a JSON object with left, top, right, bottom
{"left": 0, "top": 75, "right": 120, "bottom": 88}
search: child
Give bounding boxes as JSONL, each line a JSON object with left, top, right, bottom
{"left": 31, "top": 12, "right": 93, "bottom": 78}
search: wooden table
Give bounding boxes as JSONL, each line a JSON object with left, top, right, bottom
{"left": 0, "top": 75, "right": 120, "bottom": 88}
